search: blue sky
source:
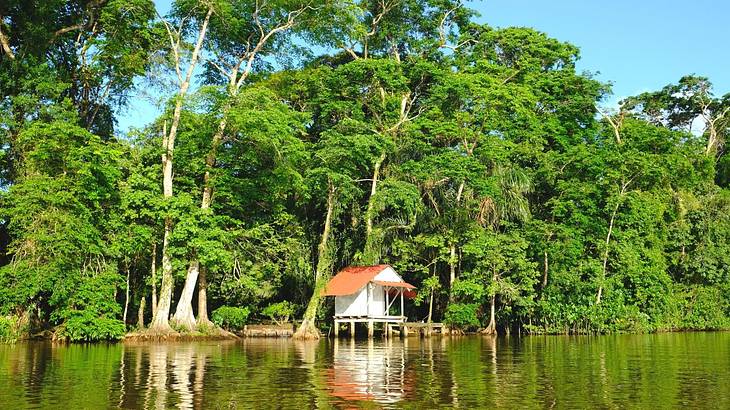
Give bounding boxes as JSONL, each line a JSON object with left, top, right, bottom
{"left": 470, "top": 0, "right": 730, "bottom": 100}
{"left": 117, "top": 0, "right": 730, "bottom": 132}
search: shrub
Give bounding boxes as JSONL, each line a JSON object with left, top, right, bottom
{"left": 56, "top": 312, "right": 125, "bottom": 342}
{"left": 676, "top": 285, "right": 730, "bottom": 330}
{"left": 212, "top": 306, "right": 250, "bottom": 331}
{"left": 443, "top": 303, "right": 481, "bottom": 331}
{"left": 53, "top": 268, "right": 126, "bottom": 342}
{"left": 0, "top": 317, "right": 15, "bottom": 343}
{"left": 262, "top": 301, "right": 295, "bottom": 325}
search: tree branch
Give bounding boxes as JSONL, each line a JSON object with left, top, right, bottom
{"left": 0, "top": 16, "right": 15, "bottom": 60}
{"left": 596, "top": 105, "right": 623, "bottom": 144}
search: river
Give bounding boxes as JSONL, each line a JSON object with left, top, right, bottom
{"left": 0, "top": 333, "right": 728, "bottom": 408}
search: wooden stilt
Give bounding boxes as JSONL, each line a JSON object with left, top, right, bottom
{"left": 350, "top": 321, "right": 355, "bottom": 338}
{"left": 334, "top": 319, "right": 339, "bottom": 338}
{"left": 368, "top": 320, "right": 374, "bottom": 338}
{"left": 400, "top": 290, "right": 404, "bottom": 317}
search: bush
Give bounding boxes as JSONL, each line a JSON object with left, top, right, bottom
{"left": 53, "top": 268, "right": 126, "bottom": 342}
{"left": 212, "top": 306, "right": 250, "bottom": 331}
{"left": 0, "top": 313, "right": 30, "bottom": 343}
{"left": 262, "top": 301, "right": 295, "bottom": 325}
{"left": 0, "top": 317, "right": 16, "bottom": 343}
{"left": 56, "top": 312, "right": 125, "bottom": 342}
{"left": 444, "top": 303, "right": 481, "bottom": 331}
{"left": 675, "top": 285, "right": 730, "bottom": 330}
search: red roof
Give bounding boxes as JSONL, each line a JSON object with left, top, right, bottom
{"left": 372, "top": 280, "right": 415, "bottom": 289}
{"left": 323, "top": 265, "right": 415, "bottom": 296}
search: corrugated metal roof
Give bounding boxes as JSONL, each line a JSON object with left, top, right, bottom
{"left": 323, "top": 265, "right": 414, "bottom": 296}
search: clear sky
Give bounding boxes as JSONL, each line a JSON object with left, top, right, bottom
{"left": 116, "top": 0, "right": 730, "bottom": 132}
{"left": 469, "top": 0, "right": 730, "bottom": 101}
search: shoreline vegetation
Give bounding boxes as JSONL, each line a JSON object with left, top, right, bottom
{"left": 1, "top": 1, "right": 730, "bottom": 344}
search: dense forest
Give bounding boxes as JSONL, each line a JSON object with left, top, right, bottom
{"left": 1, "top": 0, "right": 729, "bottom": 342}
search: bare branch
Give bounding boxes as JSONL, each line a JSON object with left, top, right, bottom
{"left": 342, "top": 46, "right": 359, "bottom": 60}
{"left": 596, "top": 105, "right": 623, "bottom": 144}
{"left": 157, "top": 12, "right": 183, "bottom": 84}
{"left": 54, "top": 23, "right": 85, "bottom": 37}
{"left": 234, "top": 5, "right": 312, "bottom": 90}
{"left": 205, "top": 57, "right": 229, "bottom": 78}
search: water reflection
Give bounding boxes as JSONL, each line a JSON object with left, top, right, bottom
{"left": 326, "top": 338, "right": 409, "bottom": 404}
{"left": 116, "top": 342, "right": 226, "bottom": 409}
{"left": 1, "top": 333, "right": 730, "bottom": 408}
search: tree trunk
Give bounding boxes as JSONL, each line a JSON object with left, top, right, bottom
{"left": 706, "top": 125, "right": 719, "bottom": 155}
{"left": 151, "top": 244, "right": 157, "bottom": 314}
{"left": 137, "top": 296, "right": 146, "bottom": 329}
{"left": 427, "top": 286, "right": 434, "bottom": 337}
{"left": 294, "top": 183, "right": 336, "bottom": 340}
{"left": 150, "top": 219, "right": 175, "bottom": 332}
{"left": 449, "top": 180, "right": 465, "bottom": 301}
{"left": 172, "top": 114, "right": 228, "bottom": 330}
{"left": 149, "top": 9, "right": 212, "bottom": 334}
{"left": 448, "top": 244, "right": 457, "bottom": 300}
{"left": 596, "top": 201, "right": 620, "bottom": 305}
{"left": 362, "top": 151, "right": 386, "bottom": 264}
{"left": 542, "top": 250, "right": 549, "bottom": 288}
{"left": 482, "top": 295, "right": 497, "bottom": 335}
{"left": 197, "top": 266, "right": 212, "bottom": 326}
{"left": 172, "top": 260, "right": 199, "bottom": 331}
{"left": 482, "top": 267, "right": 498, "bottom": 335}
{"left": 123, "top": 265, "right": 130, "bottom": 324}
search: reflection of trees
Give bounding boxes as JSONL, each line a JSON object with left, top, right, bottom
{"left": 116, "top": 342, "right": 220, "bottom": 409}
{"left": 1, "top": 335, "right": 730, "bottom": 407}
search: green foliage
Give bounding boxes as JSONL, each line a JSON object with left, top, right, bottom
{"left": 444, "top": 303, "right": 481, "bottom": 331}
{"left": 212, "top": 306, "right": 250, "bottom": 331}
{"left": 56, "top": 314, "right": 126, "bottom": 342}
{"left": 1, "top": 0, "right": 729, "bottom": 341}
{"left": 0, "top": 318, "right": 12, "bottom": 343}
{"left": 262, "top": 301, "right": 295, "bottom": 325}
{"left": 0, "top": 315, "right": 27, "bottom": 343}
{"left": 670, "top": 285, "right": 730, "bottom": 330}
{"left": 53, "top": 267, "right": 126, "bottom": 342}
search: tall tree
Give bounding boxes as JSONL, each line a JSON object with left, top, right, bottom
{"left": 149, "top": 1, "right": 212, "bottom": 333}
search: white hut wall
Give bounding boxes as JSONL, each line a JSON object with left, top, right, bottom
{"left": 334, "top": 287, "right": 369, "bottom": 316}
{"left": 373, "top": 267, "right": 401, "bottom": 282}
{"left": 369, "top": 283, "right": 386, "bottom": 316}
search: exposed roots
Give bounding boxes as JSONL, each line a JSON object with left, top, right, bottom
{"left": 125, "top": 320, "right": 237, "bottom": 342}
{"left": 293, "top": 319, "right": 320, "bottom": 340}
{"left": 480, "top": 326, "right": 497, "bottom": 336}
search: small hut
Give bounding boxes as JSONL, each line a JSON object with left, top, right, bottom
{"left": 323, "top": 264, "right": 415, "bottom": 337}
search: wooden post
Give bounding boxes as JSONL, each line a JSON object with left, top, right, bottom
{"left": 350, "top": 321, "right": 355, "bottom": 338}
{"left": 368, "top": 320, "right": 374, "bottom": 338}
{"left": 334, "top": 319, "right": 339, "bottom": 338}
{"left": 400, "top": 289, "right": 404, "bottom": 319}
{"left": 385, "top": 287, "right": 390, "bottom": 316}
{"left": 401, "top": 324, "right": 408, "bottom": 338}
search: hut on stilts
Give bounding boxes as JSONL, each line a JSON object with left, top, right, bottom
{"left": 323, "top": 265, "right": 417, "bottom": 338}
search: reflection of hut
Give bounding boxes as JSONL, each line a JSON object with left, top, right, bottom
{"left": 327, "top": 339, "right": 416, "bottom": 405}
{"left": 323, "top": 265, "right": 415, "bottom": 337}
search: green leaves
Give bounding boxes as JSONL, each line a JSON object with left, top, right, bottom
{"left": 1, "top": 0, "right": 729, "bottom": 341}
{"left": 211, "top": 305, "right": 250, "bottom": 331}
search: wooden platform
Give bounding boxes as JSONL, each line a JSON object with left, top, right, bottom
{"left": 388, "top": 322, "right": 445, "bottom": 337}
{"left": 243, "top": 324, "right": 294, "bottom": 338}
{"left": 333, "top": 318, "right": 445, "bottom": 338}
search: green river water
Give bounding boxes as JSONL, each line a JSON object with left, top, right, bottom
{"left": 0, "top": 333, "right": 728, "bottom": 409}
